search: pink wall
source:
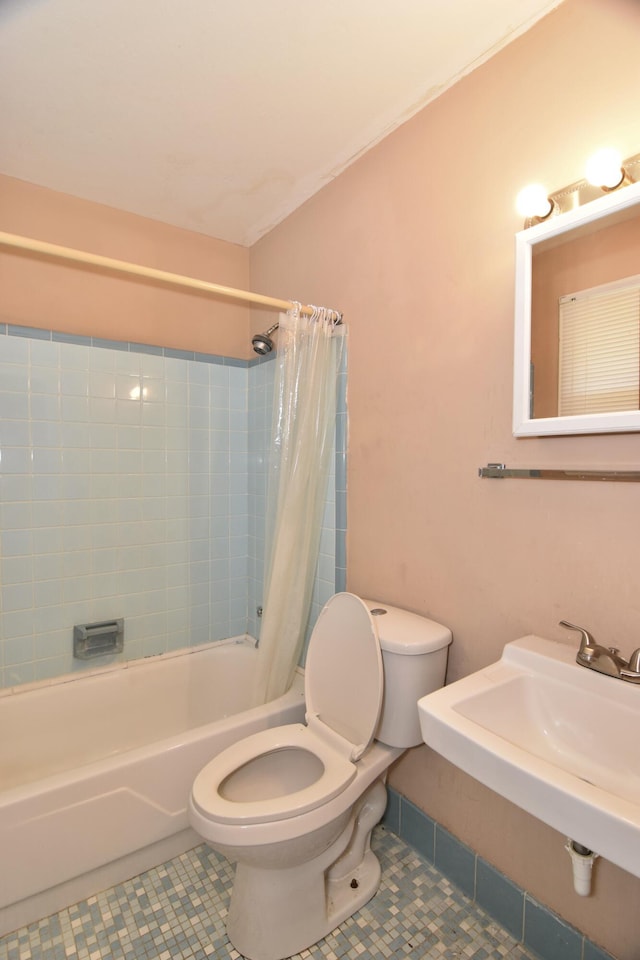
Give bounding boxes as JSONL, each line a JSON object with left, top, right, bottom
{"left": 0, "top": 176, "right": 251, "bottom": 358}
{"left": 250, "top": 1, "right": 640, "bottom": 955}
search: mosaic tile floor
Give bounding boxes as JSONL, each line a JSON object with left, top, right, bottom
{"left": 0, "top": 828, "right": 540, "bottom": 960}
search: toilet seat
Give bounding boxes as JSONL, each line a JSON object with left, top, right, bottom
{"left": 191, "top": 723, "right": 357, "bottom": 825}
{"left": 191, "top": 594, "right": 384, "bottom": 828}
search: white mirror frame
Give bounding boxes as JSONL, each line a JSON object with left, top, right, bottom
{"left": 513, "top": 178, "right": 640, "bottom": 436}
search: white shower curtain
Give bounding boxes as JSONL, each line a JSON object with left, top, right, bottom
{"left": 254, "top": 304, "right": 344, "bottom": 703}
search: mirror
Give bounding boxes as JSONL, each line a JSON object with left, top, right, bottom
{"left": 513, "top": 179, "right": 640, "bottom": 436}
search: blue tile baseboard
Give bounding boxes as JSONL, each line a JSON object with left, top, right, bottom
{"left": 383, "top": 787, "right": 615, "bottom": 960}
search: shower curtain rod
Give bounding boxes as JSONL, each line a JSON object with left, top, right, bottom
{"left": 0, "top": 230, "right": 340, "bottom": 320}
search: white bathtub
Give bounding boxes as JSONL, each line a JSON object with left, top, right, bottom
{"left": 0, "top": 638, "right": 305, "bottom": 935}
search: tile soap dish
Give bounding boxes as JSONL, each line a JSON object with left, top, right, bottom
{"left": 73, "top": 618, "right": 124, "bottom": 659}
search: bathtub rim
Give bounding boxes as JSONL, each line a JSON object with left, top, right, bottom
{"left": 0, "top": 633, "right": 254, "bottom": 700}
{"left": 0, "top": 644, "right": 305, "bottom": 807}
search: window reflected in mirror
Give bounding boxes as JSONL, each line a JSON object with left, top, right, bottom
{"left": 557, "top": 278, "right": 639, "bottom": 416}
{"left": 530, "top": 204, "right": 640, "bottom": 420}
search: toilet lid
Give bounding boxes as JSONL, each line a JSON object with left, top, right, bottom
{"left": 305, "top": 593, "right": 383, "bottom": 760}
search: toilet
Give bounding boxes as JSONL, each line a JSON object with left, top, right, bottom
{"left": 189, "top": 593, "right": 452, "bottom": 960}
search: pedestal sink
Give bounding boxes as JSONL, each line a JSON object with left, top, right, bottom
{"left": 417, "top": 635, "right": 640, "bottom": 878}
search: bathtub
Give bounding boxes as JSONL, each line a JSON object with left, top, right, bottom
{"left": 0, "top": 638, "right": 305, "bottom": 935}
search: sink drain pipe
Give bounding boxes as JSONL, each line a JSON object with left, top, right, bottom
{"left": 565, "top": 840, "right": 599, "bottom": 895}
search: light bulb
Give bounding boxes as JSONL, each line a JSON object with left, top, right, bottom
{"left": 515, "top": 184, "right": 553, "bottom": 219}
{"left": 585, "top": 148, "right": 624, "bottom": 189}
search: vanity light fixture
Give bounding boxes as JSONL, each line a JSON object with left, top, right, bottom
{"left": 515, "top": 183, "right": 554, "bottom": 221}
{"left": 516, "top": 148, "right": 640, "bottom": 227}
{"left": 585, "top": 147, "right": 633, "bottom": 191}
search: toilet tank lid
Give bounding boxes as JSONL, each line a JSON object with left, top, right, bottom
{"left": 362, "top": 600, "right": 452, "bottom": 655}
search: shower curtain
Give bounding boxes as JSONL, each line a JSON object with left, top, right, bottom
{"left": 254, "top": 304, "right": 344, "bottom": 703}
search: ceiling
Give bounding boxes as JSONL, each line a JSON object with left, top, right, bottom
{"left": 0, "top": 0, "right": 563, "bottom": 247}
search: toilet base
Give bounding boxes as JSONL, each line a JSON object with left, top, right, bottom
{"left": 326, "top": 847, "right": 381, "bottom": 930}
{"left": 225, "top": 780, "right": 387, "bottom": 960}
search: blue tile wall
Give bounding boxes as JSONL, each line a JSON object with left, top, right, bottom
{"left": 396, "top": 795, "right": 435, "bottom": 863}
{"left": 476, "top": 857, "right": 524, "bottom": 942}
{"left": 434, "top": 823, "right": 476, "bottom": 900}
{"left": 381, "top": 782, "right": 401, "bottom": 835}
{"left": 584, "top": 942, "right": 619, "bottom": 960}
{"left": 0, "top": 325, "right": 346, "bottom": 688}
{"left": 386, "top": 787, "right": 616, "bottom": 960}
{"left": 523, "top": 896, "right": 583, "bottom": 960}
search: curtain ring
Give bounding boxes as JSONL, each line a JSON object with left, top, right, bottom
{"left": 300, "top": 303, "right": 342, "bottom": 326}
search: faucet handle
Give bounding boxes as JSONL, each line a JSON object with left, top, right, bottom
{"left": 628, "top": 648, "right": 640, "bottom": 672}
{"left": 559, "top": 620, "right": 596, "bottom": 655}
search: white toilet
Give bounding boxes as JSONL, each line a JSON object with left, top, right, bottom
{"left": 189, "top": 593, "right": 452, "bottom": 960}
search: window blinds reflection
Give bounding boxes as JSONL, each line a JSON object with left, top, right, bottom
{"left": 558, "top": 278, "right": 640, "bottom": 416}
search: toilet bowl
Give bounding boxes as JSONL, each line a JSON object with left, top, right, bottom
{"left": 189, "top": 593, "right": 452, "bottom": 960}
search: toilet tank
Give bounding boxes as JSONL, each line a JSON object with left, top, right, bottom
{"left": 364, "top": 600, "right": 452, "bottom": 748}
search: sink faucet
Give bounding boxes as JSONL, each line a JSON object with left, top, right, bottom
{"left": 559, "top": 620, "right": 640, "bottom": 683}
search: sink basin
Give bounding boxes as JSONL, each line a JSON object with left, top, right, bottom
{"left": 418, "top": 635, "right": 640, "bottom": 878}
